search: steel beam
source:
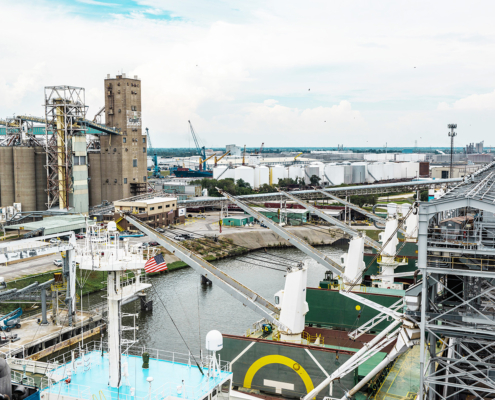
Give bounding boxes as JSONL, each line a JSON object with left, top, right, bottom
{"left": 278, "top": 189, "right": 382, "bottom": 251}
{"left": 123, "top": 214, "right": 290, "bottom": 332}
{"left": 217, "top": 189, "right": 345, "bottom": 277}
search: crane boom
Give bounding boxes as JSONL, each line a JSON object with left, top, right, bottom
{"left": 188, "top": 120, "right": 206, "bottom": 170}
{"left": 123, "top": 214, "right": 290, "bottom": 332}
{"left": 314, "top": 189, "right": 409, "bottom": 235}
{"left": 278, "top": 189, "right": 382, "bottom": 252}
{"left": 214, "top": 150, "right": 230, "bottom": 166}
{"left": 93, "top": 106, "right": 105, "bottom": 123}
{"left": 217, "top": 189, "right": 346, "bottom": 277}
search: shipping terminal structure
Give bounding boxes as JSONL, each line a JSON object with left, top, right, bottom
{"left": 0, "top": 74, "right": 148, "bottom": 216}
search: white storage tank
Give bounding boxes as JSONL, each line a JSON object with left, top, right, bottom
{"left": 288, "top": 165, "right": 305, "bottom": 182}
{"left": 400, "top": 162, "right": 409, "bottom": 179}
{"left": 253, "top": 166, "right": 261, "bottom": 189}
{"left": 382, "top": 163, "right": 395, "bottom": 181}
{"left": 213, "top": 165, "right": 228, "bottom": 180}
{"left": 367, "top": 163, "right": 383, "bottom": 182}
{"left": 408, "top": 162, "right": 420, "bottom": 178}
{"left": 259, "top": 165, "right": 270, "bottom": 187}
{"left": 351, "top": 163, "right": 367, "bottom": 184}
{"left": 234, "top": 166, "right": 255, "bottom": 188}
{"left": 393, "top": 163, "right": 402, "bottom": 180}
{"left": 324, "top": 164, "right": 345, "bottom": 186}
{"left": 312, "top": 162, "right": 326, "bottom": 184}
{"left": 270, "top": 165, "right": 285, "bottom": 185}
{"left": 304, "top": 164, "right": 320, "bottom": 185}
{"left": 342, "top": 164, "right": 353, "bottom": 184}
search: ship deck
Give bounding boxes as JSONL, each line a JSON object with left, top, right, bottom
{"left": 43, "top": 350, "right": 232, "bottom": 400}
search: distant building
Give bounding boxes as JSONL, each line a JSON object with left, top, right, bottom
{"left": 162, "top": 182, "right": 202, "bottom": 200}
{"left": 431, "top": 164, "right": 481, "bottom": 179}
{"left": 226, "top": 144, "right": 242, "bottom": 157}
{"left": 113, "top": 197, "right": 185, "bottom": 230}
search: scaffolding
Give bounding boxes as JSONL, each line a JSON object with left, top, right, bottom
{"left": 44, "top": 86, "right": 86, "bottom": 210}
{"left": 417, "top": 161, "right": 495, "bottom": 400}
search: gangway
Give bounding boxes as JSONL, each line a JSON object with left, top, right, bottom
{"left": 123, "top": 214, "right": 291, "bottom": 333}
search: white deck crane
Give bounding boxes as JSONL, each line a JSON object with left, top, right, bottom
{"left": 123, "top": 214, "right": 292, "bottom": 333}
{"left": 216, "top": 189, "right": 349, "bottom": 280}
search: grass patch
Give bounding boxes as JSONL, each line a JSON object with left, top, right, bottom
{"left": 363, "top": 230, "right": 380, "bottom": 241}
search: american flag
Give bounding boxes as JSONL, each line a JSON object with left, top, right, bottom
{"left": 144, "top": 254, "right": 168, "bottom": 273}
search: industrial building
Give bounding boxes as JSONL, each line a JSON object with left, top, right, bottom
{"left": 431, "top": 164, "right": 481, "bottom": 179}
{"left": 112, "top": 197, "right": 185, "bottom": 230}
{"left": 0, "top": 74, "right": 148, "bottom": 216}
{"left": 88, "top": 74, "right": 147, "bottom": 207}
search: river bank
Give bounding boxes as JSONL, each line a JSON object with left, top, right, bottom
{"left": 0, "top": 226, "right": 348, "bottom": 314}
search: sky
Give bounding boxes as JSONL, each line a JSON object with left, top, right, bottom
{"left": 2, "top": 0, "right": 495, "bottom": 149}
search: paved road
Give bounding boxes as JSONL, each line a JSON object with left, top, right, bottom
{"left": 0, "top": 235, "right": 153, "bottom": 282}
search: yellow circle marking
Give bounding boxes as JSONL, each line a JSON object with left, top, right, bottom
{"left": 243, "top": 355, "right": 314, "bottom": 396}
{"left": 355, "top": 305, "right": 361, "bottom": 311}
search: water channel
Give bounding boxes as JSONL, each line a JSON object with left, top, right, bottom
{"left": 82, "top": 244, "right": 346, "bottom": 356}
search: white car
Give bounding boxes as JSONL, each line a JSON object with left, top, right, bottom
{"left": 53, "top": 259, "right": 63, "bottom": 267}
{"left": 49, "top": 238, "right": 60, "bottom": 244}
{"left": 173, "top": 235, "right": 186, "bottom": 241}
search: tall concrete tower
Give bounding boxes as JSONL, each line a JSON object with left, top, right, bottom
{"left": 97, "top": 74, "right": 147, "bottom": 203}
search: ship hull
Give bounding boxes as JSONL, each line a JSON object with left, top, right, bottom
{"left": 171, "top": 168, "right": 213, "bottom": 178}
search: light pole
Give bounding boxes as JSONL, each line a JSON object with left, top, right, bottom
{"left": 448, "top": 124, "right": 457, "bottom": 178}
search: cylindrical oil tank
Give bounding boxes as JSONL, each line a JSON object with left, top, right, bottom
{"left": 393, "top": 163, "right": 402, "bottom": 180}
{"left": 288, "top": 165, "right": 302, "bottom": 181}
{"left": 351, "top": 163, "right": 367, "bottom": 184}
{"left": 0, "top": 148, "right": 14, "bottom": 207}
{"left": 213, "top": 166, "right": 228, "bottom": 180}
{"left": 13, "top": 147, "right": 36, "bottom": 211}
{"left": 253, "top": 166, "right": 261, "bottom": 189}
{"left": 88, "top": 153, "right": 102, "bottom": 207}
{"left": 259, "top": 165, "right": 269, "bottom": 187}
{"left": 367, "top": 163, "right": 383, "bottom": 182}
{"left": 342, "top": 164, "right": 353, "bottom": 184}
{"left": 304, "top": 165, "right": 320, "bottom": 185}
{"left": 35, "top": 147, "right": 47, "bottom": 210}
{"left": 409, "top": 162, "right": 420, "bottom": 178}
{"left": 382, "top": 163, "right": 394, "bottom": 181}
{"left": 270, "top": 165, "right": 285, "bottom": 185}
{"left": 234, "top": 166, "right": 254, "bottom": 188}
{"left": 311, "top": 162, "right": 325, "bottom": 184}
{"left": 324, "top": 164, "right": 345, "bottom": 186}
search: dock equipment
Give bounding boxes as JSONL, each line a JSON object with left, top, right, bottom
{"left": 416, "top": 160, "right": 495, "bottom": 400}
{"left": 217, "top": 188, "right": 346, "bottom": 278}
{"left": 278, "top": 189, "right": 383, "bottom": 252}
{"left": 214, "top": 150, "right": 230, "bottom": 166}
{"left": 146, "top": 127, "right": 161, "bottom": 179}
{"left": 188, "top": 120, "right": 207, "bottom": 171}
{"left": 123, "top": 213, "right": 291, "bottom": 333}
{"left": 0, "top": 308, "right": 22, "bottom": 332}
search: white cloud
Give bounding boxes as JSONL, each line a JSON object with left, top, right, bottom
{"left": 438, "top": 90, "right": 495, "bottom": 110}
{"left": 2, "top": 0, "right": 495, "bottom": 147}
{"left": 76, "top": 0, "right": 120, "bottom": 6}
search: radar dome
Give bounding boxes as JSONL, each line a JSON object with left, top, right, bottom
{"left": 107, "top": 221, "right": 117, "bottom": 232}
{"left": 205, "top": 330, "right": 223, "bottom": 351}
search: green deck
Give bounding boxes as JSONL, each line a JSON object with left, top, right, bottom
{"left": 306, "top": 288, "right": 404, "bottom": 332}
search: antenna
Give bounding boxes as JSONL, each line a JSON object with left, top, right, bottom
{"left": 448, "top": 124, "right": 457, "bottom": 179}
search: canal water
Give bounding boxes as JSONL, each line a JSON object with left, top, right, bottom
{"left": 82, "top": 244, "right": 346, "bottom": 356}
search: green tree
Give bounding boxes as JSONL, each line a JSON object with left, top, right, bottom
{"left": 413, "top": 190, "right": 429, "bottom": 202}
{"left": 309, "top": 175, "right": 321, "bottom": 186}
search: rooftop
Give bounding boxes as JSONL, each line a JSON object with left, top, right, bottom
{"left": 116, "top": 197, "right": 177, "bottom": 206}
{"left": 5, "top": 215, "right": 89, "bottom": 235}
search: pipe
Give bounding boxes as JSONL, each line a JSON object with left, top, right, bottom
{"left": 302, "top": 319, "right": 401, "bottom": 400}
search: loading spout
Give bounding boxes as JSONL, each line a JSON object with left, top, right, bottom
{"left": 123, "top": 214, "right": 290, "bottom": 333}
{"left": 216, "top": 188, "right": 346, "bottom": 278}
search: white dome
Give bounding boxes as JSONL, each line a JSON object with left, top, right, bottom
{"left": 206, "top": 330, "right": 223, "bottom": 351}
{"left": 107, "top": 221, "right": 117, "bottom": 232}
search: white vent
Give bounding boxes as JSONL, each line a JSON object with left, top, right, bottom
{"left": 134, "top": 75, "right": 138, "bottom": 79}
{"left": 107, "top": 74, "right": 110, "bottom": 78}
{"left": 122, "top": 73, "right": 126, "bottom": 78}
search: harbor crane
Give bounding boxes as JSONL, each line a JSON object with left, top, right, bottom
{"left": 214, "top": 150, "right": 230, "bottom": 166}
{"left": 188, "top": 120, "right": 207, "bottom": 171}
{"left": 146, "top": 127, "right": 161, "bottom": 179}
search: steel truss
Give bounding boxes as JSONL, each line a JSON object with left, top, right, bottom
{"left": 418, "top": 162, "right": 495, "bottom": 400}
{"left": 44, "top": 86, "right": 86, "bottom": 210}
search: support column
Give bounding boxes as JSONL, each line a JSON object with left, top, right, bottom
{"left": 64, "top": 249, "right": 77, "bottom": 326}
{"left": 107, "top": 271, "right": 122, "bottom": 388}
{"left": 41, "top": 289, "right": 48, "bottom": 325}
